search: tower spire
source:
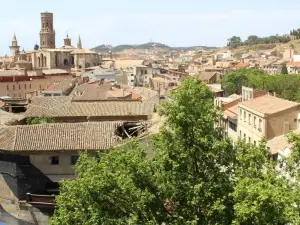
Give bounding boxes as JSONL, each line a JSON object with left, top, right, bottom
{"left": 10, "top": 33, "right": 20, "bottom": 57}
{"left": 77, "top": 35, "right": 82, "bottom": 49}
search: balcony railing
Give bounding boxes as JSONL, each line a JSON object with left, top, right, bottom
{"left": 25, "top": 193, "right": 55, "bottom": 208}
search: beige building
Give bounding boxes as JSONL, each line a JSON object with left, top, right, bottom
{"left": 287, "top": 62, "right": 300, "bottom": 74}
{"left": 5, "top": 12, "right": 100, "bottom": 71}
{"left": 238, "top": 95, "right": 300, "bottom": 147}
{"left": 0, "top": 74, "right": 73, "bottom": 99}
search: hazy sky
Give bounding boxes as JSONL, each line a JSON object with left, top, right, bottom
{"left": 1, "top": 0, "right": 300, "bottom": 55}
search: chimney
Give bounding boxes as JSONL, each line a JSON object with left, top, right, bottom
{"left": 268, "top": 90, "right": 273, "bottom": 96}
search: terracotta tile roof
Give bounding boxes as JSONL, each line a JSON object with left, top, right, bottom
{"left": 239, "top": 95, "right": 299, "bottom": 115}
{"left": 198, "top": 72, "right": 217, "bottom": 81}
{"left": 235, "top": 63, "right": 250, "bottom": 68}
{"left": 0, "top": 109, "right": 24, "bottom": 125}
{"left": 0, "top": 126, "right": 16, "bottom": 151}
{"left": 115, "top": 60, "right": 144, "bottom": 70}
{"left": 25, "top": 96, "right": 154, "bottom": 118}
{"left": 224, "top": 105, "right": 238, "bottom": 119}
{"left": 266, "top": 130, "right": 300, "bottom": 154}
{"left": 0, "top": 122, "right": 149, "bottom": 152}
{"left": 43, "top": 78, "right": 76, "bottom": 92}
{"left": 71, "top": 49, "right": 98, "bottom": 55}
{"left": 287, "top": 62, "right": 300, "bottom": 67}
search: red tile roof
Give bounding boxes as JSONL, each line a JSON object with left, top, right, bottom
{"left": 239, "top": 95, "right": 299, "bottom": 115}
{"left": 235, "top": 63, "right": 250, "bottom": 68}
{"left": 287, "top": 62, "right": 300, "bottom": 67}
{"left": 224, "top": 105, "right": 238, "bottom": 119}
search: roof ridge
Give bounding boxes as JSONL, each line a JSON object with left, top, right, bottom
{"left": 12, "top": 126, "right": 18, "bottom": 151}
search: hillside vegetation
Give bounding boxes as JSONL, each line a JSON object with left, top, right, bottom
{"left": 91, "top": 42, "right": 217, "bottom": 53}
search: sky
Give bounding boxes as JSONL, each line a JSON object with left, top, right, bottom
{"left": 1, "top": 0, "right": 300, "bottom": 55}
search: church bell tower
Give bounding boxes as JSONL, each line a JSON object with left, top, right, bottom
{"left": 9, "top": 33, "right": 20, "bottom": 57}
{"left": 40, "top": 12, "right": 56, "bottom": 49}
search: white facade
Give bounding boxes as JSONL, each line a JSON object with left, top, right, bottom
{"left": 293, "top": 54, "right": 300, "bottom": 62}
{"left": 135, "top": 66, "right": 153, "bottom": 86}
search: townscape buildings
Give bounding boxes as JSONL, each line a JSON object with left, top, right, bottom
{"left": 2, "top": 10, "right": 300, "bottom": 225}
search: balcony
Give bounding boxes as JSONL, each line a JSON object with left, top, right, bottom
{"left": 22, "top": 193, "right": 56, "bottom": 208}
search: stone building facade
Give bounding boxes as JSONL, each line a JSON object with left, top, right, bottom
{"left": 6, "top": 12, "right": 100, "bottom": 70}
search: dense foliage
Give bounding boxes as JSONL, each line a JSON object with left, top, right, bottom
{"left": 26, "top": 116, "right": 56, "bottom": 125}
{"left": 222, "top": 68, "right": 300, "bottom": 102}
{"left": 290, "top": 28, "right": 300, "bottom": 38}
{"left": 227, "top": 34, "right": 290, "bottom": 48}
{"left": 51, "top": 77, "right": 300, "bottom": 225}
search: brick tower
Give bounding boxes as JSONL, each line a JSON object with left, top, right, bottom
{"left": 40, "top": 12, "right": 56, "bottom": 49}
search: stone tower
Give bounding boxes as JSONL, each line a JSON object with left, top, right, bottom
{"left": 77, "top": 36, "right": 82, "bottom": 49}
{"left": 64, "top": 34, "right": 72, "bottom": 46}
{"left": 9, "top": 33, "right": 20, "bottom": 57}
{"left": 40, "top": 12, "right": 56, "bottom": 49}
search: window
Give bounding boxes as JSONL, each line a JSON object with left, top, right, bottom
{"left": 131, "top": 74, "right": 134, "bottom": 76}
{"left": 71, "top": 155, "right": 79, "bottom": 165}
{"left": 13, "top": 85, "right": 15, "bottom": 90}
{"left": 131, "top": 79, "right": 134, "bottom": 82}
{"left": 240, "top": 130, "right": 242, "bottom": 138}
{"left": 145, "top": 70, "right": 148, "bottom": 74}
{"left": 254, "top": 140, "right": 257, "bottom": 146}
{"left": 19, "top": 84, "right": 21, "bottom": 90}
{"left": 259, "top": 119, "right": 262, "bottom": 131}
{"left": 248, "top": 114, "right": 251, "bottom": 125}
{"left": 240, "top": 109, "right": 242, "bottom": 119}
{"left": 254, "top": 116, "right": 257, "bottom": 128}
{"left": 229, "top": 121, "right": 237, "bottom": 132}
{"left": 244, "top": 133, "right": 246, "bottom": 140}
{"left": 6, "top": 85, "right": 9, "bottom": 90}
{"left": 29, "top": 84, "right": 32, "bottom": 89}
{"left": 248, "top": 137, "right": 251, "bottom": 143}
{"left": 244, "top": 111, "right": 246, "bottom": 121}
{"left": 50, "top": 156, "right": 59, "bottom": 165}
{"left": 141, "top": 70, "right": 144, "bottom": 75}
{"left": 24, "top": 84, "right": 26, "bottom": 90}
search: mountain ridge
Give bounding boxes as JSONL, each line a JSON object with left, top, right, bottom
{"left": 91, "top": 42, "right": 218, "bottom": 53}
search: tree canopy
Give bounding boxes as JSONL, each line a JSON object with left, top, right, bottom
{"left": 222, "top": 68, "right": 300, "bottom": 102}
{"left": 227, "top": 34, "right": 290, "bottom": 48}
{"left": 51, "top": 77, "right": 300, "bottom": 225}
{"left": 26, "top": 116, "right": 56, "bottom": 125}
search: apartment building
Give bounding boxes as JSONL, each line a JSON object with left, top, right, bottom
{"left": 215, "top": 94, "right": 241, "bottom": 142}
{"left": 242, "top": 86, "right": 266, "bottom": 102}
{"left": 0, "top": 74, "right": 73, "bottom": 99}
{"left": 238, "top": 95, "right": 300, "bottom": 147}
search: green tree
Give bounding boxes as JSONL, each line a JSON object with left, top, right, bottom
{"left": 51, "top": 141, "right": 168, "bottom": 225}
{"left": 228, "top": 36, "right": 242, "bottom": 48}
{"left": 281, "top": 64, "right": 288, "bottom": 75}
{"left": 152, "top": 78, "right": 236, "bottom": 224}
{"left": 26, "top": 116, "right": 56, "bottom": 125}
{"left": 232, "top": 141, "right": 300, "bottom": 225}
{"left": 51, "top": 77, "right": 300, "bottom": 224}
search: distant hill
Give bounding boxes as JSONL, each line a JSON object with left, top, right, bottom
{"left": 91, "top": 42, "right": 217, "bottom": 53}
